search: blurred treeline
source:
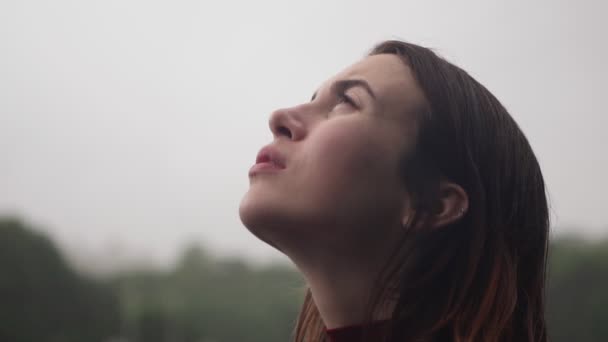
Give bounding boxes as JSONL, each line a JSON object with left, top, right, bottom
{"left": 1, "top": 217, "right": 607, "bottom": 342}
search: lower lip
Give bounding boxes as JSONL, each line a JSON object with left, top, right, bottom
{"left": 249, "top": 162, "right": 284, "bottom": 176}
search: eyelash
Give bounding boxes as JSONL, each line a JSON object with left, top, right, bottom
{"left": 337, "top": 91, "right": 356, "bottom": 107}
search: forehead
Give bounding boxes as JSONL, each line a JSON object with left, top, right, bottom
{"left": 322, "top": 54, "right": 425, "bottom": 118}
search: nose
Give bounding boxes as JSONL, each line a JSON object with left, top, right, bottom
{"left": 268, "top": 107, "right": 306, "bottom": 141}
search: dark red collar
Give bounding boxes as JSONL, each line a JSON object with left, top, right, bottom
{"left": 326, "top": 320, "right": 391, "bottom": 342}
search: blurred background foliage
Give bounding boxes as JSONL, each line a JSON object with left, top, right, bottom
{"left": 1, "top": 217, "right": 607, "bottom": 342}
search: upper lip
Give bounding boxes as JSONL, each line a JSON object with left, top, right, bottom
{"left": 255, "top": 145, "right": 286, "bottom": 168}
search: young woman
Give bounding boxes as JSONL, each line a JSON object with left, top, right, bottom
{"left": 239, "top": 40, "right": 549, "bottom": 342}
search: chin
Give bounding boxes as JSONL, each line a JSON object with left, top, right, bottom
{"left": 238, "top": 191, "right": 262, "bottom": 230}
{"left": 239, "top": 190, "right": 284, "bottom": 245}
{"left": 239, "top": 190, "right": 316, "bottom": 253}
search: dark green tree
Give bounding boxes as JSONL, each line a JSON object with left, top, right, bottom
{"left": 114, "top": 243, "right": 303, "bottom": 342}
{"left": 546, "top": 236, "right": 608, "bottom": 342}
{"left": 0, "top": 217, "right": 121, "bottom": 342}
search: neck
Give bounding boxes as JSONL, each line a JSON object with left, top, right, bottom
{"left": 284, "top": 230, "right": 398, "bottom": 329}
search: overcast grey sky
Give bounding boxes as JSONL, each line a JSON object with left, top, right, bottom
{"left": 1, "top": 0, "right": 606, "bottom": 268}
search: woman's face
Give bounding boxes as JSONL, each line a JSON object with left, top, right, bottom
{"left": 239, "top": 54, "right": 426, "bottom": 255}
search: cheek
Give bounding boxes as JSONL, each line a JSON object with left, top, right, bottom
{"left": 314, "top": 137, "right": 374, "bottom": 181}
{"left": 310, "top": 119, "right": 392, "bottom": 178}
{"left": 299, "top": 119, "right": 401, "bottom": 212}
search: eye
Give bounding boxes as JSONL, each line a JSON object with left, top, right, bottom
{"left": 335, "top": 91, "right": 357, "bottom": 109}
{"left": 326, "top": 89, "right": 359, "bottom": 117}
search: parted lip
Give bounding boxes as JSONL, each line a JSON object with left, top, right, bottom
{"left": 255, "top": 145, "right": 286, "bottom": 168}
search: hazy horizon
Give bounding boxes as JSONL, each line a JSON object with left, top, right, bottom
{"left": 1, "top": 0, "right": 606, "bottom": 269}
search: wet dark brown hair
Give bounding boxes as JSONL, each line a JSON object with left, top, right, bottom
{"left": 294, "top": 40, "right": 549, "bottom": 342}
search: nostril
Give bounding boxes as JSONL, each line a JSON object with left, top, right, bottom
{"left": 277, "top": 126, "right": 292, "bottom": 139}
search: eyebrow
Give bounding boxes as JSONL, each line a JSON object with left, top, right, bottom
{"left": 310, "top": 78, "right": 377, "bottom": 102}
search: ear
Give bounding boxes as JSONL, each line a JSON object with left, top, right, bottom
{"left": 429, "top": 181, "right": 469, "bottom": 228}
{"left": 400, "top": 180, "right": 469, "bottom": 228}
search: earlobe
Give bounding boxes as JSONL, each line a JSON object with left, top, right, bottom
{"left": 401, "top": 212, "right": 411, "bottom": 228}
{"left": 431, "top": 181, "right": 469, "bottom": 228}
{"left": 400, "top": 196, "right": 414, "bottom": 228}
